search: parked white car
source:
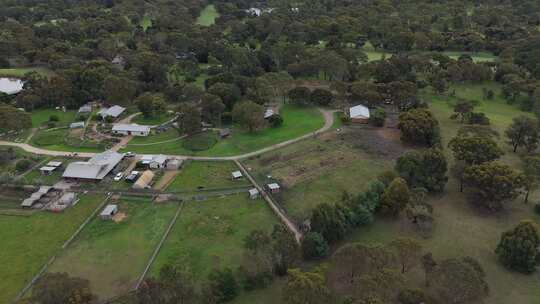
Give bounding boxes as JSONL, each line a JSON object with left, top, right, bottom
{"left": 113, "top": 172, "right": 124, "bottom": 181}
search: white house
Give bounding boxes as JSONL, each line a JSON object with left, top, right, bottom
{"left": 232, "top": 171, "right": 243, "bottom": 180}
{"left": 112, "top": 124, "right": 151, "bottom": 136}
{"left": 141, "top": 154, "right": 168, "bottom": 169}
{"left": 349, "top": 104, "right": 370, "bottom": 123}
{"left": 100, "top": 204, "right": 118, "bottom": 220}
{"left": 249, "top": 188, "right": 260, "bottom": 200}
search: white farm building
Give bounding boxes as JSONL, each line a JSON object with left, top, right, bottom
{"left": 112, "top": 124, "right": 151, "bottom": 136}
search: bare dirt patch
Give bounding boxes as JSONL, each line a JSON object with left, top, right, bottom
{"left": 112, "top": 212, "right": 127, "bottom": 223}
{"left": 339, "top": 126, "right": 409, "bottom": 160}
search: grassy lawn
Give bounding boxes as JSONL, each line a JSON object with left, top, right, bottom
{"left": 244, "top": 131, "right": 392, "bottom": 222}
{"left": 196, "top": 4, "right": 219, "bottom": 26}
{"left": 141, "top": 15, "right": 152, "bottom": 31}
{"left": 30, "top": 109, "right": 77, "bottom": 128}
{"left": 30, "top": 127, "right": 108, "bottom": 153}
{"left": 21, "top": 157, "right": 77, "bottom": 185}
{"left": 0, "top": 67, "right": 54, "bottom": 78}
{"left": 123, "top": 105, "right": 325, "bottom": 156}
{"left": 49, "top": 197, "right": 178, "bottom": 300}
{"left": 150, "top": 194, "right": 277, "bottom": 280}
{"left": 131, "top": 113, "right": 173, "bottom": 126}
{"left": 167, "top": 161, "right": 250, "bottom": 192}
{"left": 0, "top": 194, "right": 105, "bottom": 303}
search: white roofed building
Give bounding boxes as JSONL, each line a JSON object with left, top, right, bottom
{"left": 349, "top": 105, "right": 370, "bottom": 123}
{"left": 98, "top": 105, "right": 126, "bottom": 119}
{"left": 62, "top": 150, "right": 124, "bottom": 180}
{"left": 112, "top": 124, "right": 151, "bottom": 136}
{"left": 141, "top": 154, "right": 168, "bottom": 169}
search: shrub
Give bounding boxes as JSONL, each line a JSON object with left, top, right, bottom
{"left": 268, "top": 114, "right": 283, "bottom": 128}
{"left": 15, "top": 159, "right": 33, "bottom": 172}
{"left": 339, "top": 112, "right": 351, "bottom": 125}
{"left": 46, "top": 121, "right": 56, "bottom": 128}
{"left": 467, "top": 112, "right": 490, "bottom": 125}
{"left": 302, "top": 232, "right": 329, "bottom": 260}
{"left": 207, "top": 268, "right": 239, "bottom": 303}
{"left": 535, "top": 203, "right": 540, "bottom": 215}
{"left": 49, "top": 115, "right": 59, "bottom": 122}
{"left": 369, "top": 107, "right": 386, "bottom": 127}
{"left": 398, "top": 289, "right": 426, "bottom": 304}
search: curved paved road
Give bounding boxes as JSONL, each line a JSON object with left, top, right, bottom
{"left": 0, "top": 109, "right": 336, "bottom": 161}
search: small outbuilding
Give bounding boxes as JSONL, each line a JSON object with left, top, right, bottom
{"left": 248, "top": 188, "right": 260, "bottom": 200}
{"left": 231, "top": 171, "right": 243, "bottom": 180}
{"left": 349, "top": 104, "right": 370, "bottom": 123}
{"left": 133, "top": 170, "right": 155, "bottom": 189}
{"left": 141, "top": 154, "right": 168, "bottom": 169}
{"left": 98, "top": 105, "right": 126, "bottom": 119}
{"left": 46, "top": 161, "right": 63, "bottom": 168}
{"left": 266, "top": 183, "right": 281, "bottom": 193}
{"left": 219, "top": 128, "right": 231, "bottom": 139}
{"left": 166, "top": 159, "right": 183, "bottom": 170}
{"left": 78, "top": 104, "right": 92, "bottom": 114}
{"left": 100, "top": 204, "right": 118, "bottom": 220}
{"left": 264, "top": 109, "right": 275, "bottom": 119}
{"left": 39, "top": 166, "right": 57, "bottom": 175}
{"left": 70, "top": 121, "right": 85, "bottom": 129}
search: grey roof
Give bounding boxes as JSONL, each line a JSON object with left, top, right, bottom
{"left": 264, "top": 109, "right": 275, "bottom": 119}
{"left": 349, "top": 104, "right": 370, "bottom": 119}
{"left": 58, "top": 192, "right": 77, "bottom": 204}
{"left": 98, "top": 105, "right": 126, "bottom": 118}
{"left": 232, "top": 171, "right": 243, "bottom": 178}
{"left": 112, "top": 124, "right": 151, "bottom": 133}
{"left": 47, "top": 161, "right": 63, "bottom": 167}
{"left": 267, "top": 183, "right": 280, "bottom": 190}
{"left": 101, "top": 204, "right": 118, "bottom": 216}
{"left": 63, "top": 150, "right": 124, "bottom": 180}
{"left": 141, "top": 154, "right": 167, "bottom": 165}
{"left": 21, "top": 186, "right": 52, "bottom": 207}
{"left": 219, "top": 128, "right": 231, "bottom": 136}
{"left": 249, "top": 188, "right": 259, "bottom": 196}
{"left": 70, "top": 121, "right": 85, "bottom": 128}
{"left": 78, "top": 105, "right": 92, "bottom": 113}
{"left": 40, "top": 166, "right": 57, "bottom": 172}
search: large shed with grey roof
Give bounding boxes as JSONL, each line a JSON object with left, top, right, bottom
{"left": 62, "top": 150, "right": 124, "bottom": 181}
{"left": 98, "top": 105, "right": 126, "bottom": 119}
{"left": 112, "top": 124, "right": 151, "bottom": 136}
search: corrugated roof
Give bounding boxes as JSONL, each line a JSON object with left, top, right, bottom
{"left": 0, "top": 78, "right": 24, "bottom": 95}
{"left": 249, "top": 188, "right": 259, "bottom": 195}
{"left": 232, "top": 171, "right": 243, "bottom": 178}
{"left": 40, "top": 166, "right": 57, "bottom": 172}
{"left": 63, "top": 150, "right": 124, "bottom": 180}
{"left": 47, "top": 161, "right": 63, "bottom": 167}
{"left": 349, "top": 105, "right": 370, "bottom": 119}
{"left": 267, "top": 183, "right": 280, "bottom": 190}
{"left": 70, "top": 122, "right": 85, "bottom": 128}
{"left": 98, "top": 105, "right": 126, "bottom": 118}
{"left": 101, "top": 204, "right": 118, "bottom": 216}
{"left": 78, "top": 105, "right": 92, "bottom": 113}
{"left": 112, "top": 124, "right": 150, "bottom": 133}
{"left": 133, "top": 170, "right": 155, "bottom": 189}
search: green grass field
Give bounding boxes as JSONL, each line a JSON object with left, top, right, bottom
{"left": 0, "top": 194, "right": 105, "bottom": 303}
{"left": 49, "top": 197, "right": 178, "bottom": 300}
{"left": 123, "top": 105, "right": 325, "bottom": 156}
{"left": 244, "top": 132, "right": 391, "bottom": 221}
{"left": 196, "top": 4, "right": 219, "bottom": 26}
{"left": 166, "top": 161, "right": 250, "bottom": 192}
{"left": 132, "top": 113, "right": 173, "bottom": 126}
{"left": 0, "top": 67, "right": 54, "bottom": 78}
{"left": 30, "top": 109, "right": 77, "bottom": 128}
{"left": 150, "top": 194, "right": 277, "bottom": 280}
{"left": 21, "top": 157, "right": 76, "bottom": 185}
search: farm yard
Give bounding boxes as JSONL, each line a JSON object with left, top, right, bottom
{"left": 0, "top": 194, "right": 105, "bottom": 303}
{"left": 150, "top": 194, "right": 277, "bottom": 281}
{"left": 166, "top": 161, "right": 251, "bottom": 192}
{"left": 123, "top": 105, "right": 325, "bottom": 156}
{"left": 48, "top": 196, "right": 178, "bottom": 300}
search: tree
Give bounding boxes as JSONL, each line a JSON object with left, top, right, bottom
{"left": 271, "top": 224, "right": 301, "bottom": 276}
{"left": 495, "top": 220, "right": 540, "bottom": 274}
{"left": 310, "top": 88, "right": 334, "bottom": 106}
{"left": 398, "top": 108, "right": 440, "bottom": 146}
{"left": 208, "top": 82, "right": 241, "bottom": 109}
{"left": 427, "top": 257, "right": 489, "bottom": 304}
{"left": 232, "top": 100, "right": 265, "bottom": 132}
{"left": 379, "top": 178, "right": 410, "bottom": 217}
{"left": 448, "top": 136, "right": 504, "bottom": 165}
{"left": 137, "top": 264, "right": 199, "bottom": 304}
{"left": 452, "top": 100, "right": 474, "bottom": 123}
{"left": 310, "top": 203, "right": 348, "bottom": 244}
{"left": 176, "top": 103, "right": 201, "bottom": 135}
{"left": 389, "top": 238, "right": 422, "bottom": 274}
{"left": 207, "top": 268, "right": 239, "bottom": 303}
{"left": 104, "top": 75, "right": 136, "bottom": 106}
{"left": 463, "top": 162, "right": 525, "bottom": 211}
{"left": 201, "top": 94, "right": 226, "bottom": 126}
{"left": 135, "top": 93, "right": 167, "bottom": 118}
{"left": 0, "top": 104, "right": 31, "bottom": 131}
{"left": 395, "top": 149, "right": 448, "bottom": 193}
{"left": 369, "top": 108, "right": 386, "bottom": 127}
{"left": 283, "top": 268, "right": 330, "bottom": 304}
{"left": 505, "top": 115, "right": 539, "bottom": 153}
{"left": 523, "top": 156, "right": 540, "bottom": 203}
{"left": 288, "top": 87, "right": 311, "bottom": 105}
{"left": 31, "top": 272, "right": 94, "bottom": 304}
{"left": 301, "top": 232, "right": 329, "bottom": 260}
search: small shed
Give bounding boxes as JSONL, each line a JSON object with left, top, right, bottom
{"left": 39, "top": 166, "right": 57, "bottom": 175}
{"left": 133, "top": 170, "right": 155, "bottom": 189}
{"left": 46, "top": 161, "right": 63, "bottom": 168}
{"left": 267, "top": 183, "right": 281, "bottom": 193}
{"left": 349, "top": 105, "right": 370, "bottom": 123}
{"left": 166, "top": 159, "right": 183, "bottom": 170}
{"left": 231, "top": 171, "right": 243, "bottom": 180}
{"left": 141, "top": 155, "right": 168, "bottom": 169}
{"left": 70, "top": 121, "right": 85, "bottom": 129}
{"left": 264, "top": 109, "right": 275, "bottom": 119}
{"left": 100, "top": 204, "right": 118, "bottom": 220}
{"left": 78, "top": 104, "right": 92, "bottom": 113}
{"left": 248, "top": 188, "right": 260, "bottom": 200}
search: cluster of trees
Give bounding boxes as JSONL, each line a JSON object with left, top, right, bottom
{"left": 0, "top": 104, "right": 31, "bottom": 132}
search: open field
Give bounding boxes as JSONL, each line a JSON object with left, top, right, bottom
{"left": 0, "top": 67, "right": 54, "bottom": 78}
{"left": 132, "top": 113, "right": 174, "bottom": 125}
{"left": 150, "top": 194, "right": 277, "bottom": 280}
{"left": 30, "top": 128, "right": 107, "bottom": 153}
{"left": 244, "top": 128, "right": 395, "bottom": 221}
{"left": 0, "top": 194, "right": 105, "bottom": 303}
{"left": 49, "top": 196, "right": 178, "bottom": 300}
{"left": 166, "top": 161, "right": 250, "bottom": 192}
{"left": 30, "top": 109, "right": 77, "bottom": 128}
{"left": 123, "top": 105, "right": 325, "bottom": 156}
{"left": 196, "top": 4, "right": 219, "bottom": 26}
